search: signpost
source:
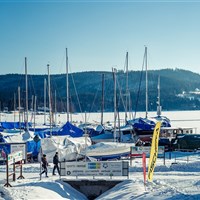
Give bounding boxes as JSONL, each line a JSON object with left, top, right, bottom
{"left": 0, "top": 142, "right": 27, "bottom": 161}
{"left": 4, "top": 150, "right": 24, "bottom": 187}
{"left": 130, "top": 146, "right": 165, "bottom": 165}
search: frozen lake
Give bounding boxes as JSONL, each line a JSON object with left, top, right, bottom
{"left": 1, "top": 110, "right": 200, "bottom": 132}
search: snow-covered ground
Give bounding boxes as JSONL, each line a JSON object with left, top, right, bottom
{"left": 0, "top": 111, "right": 200, "bottom": 199}
{"left": 0, "top": 152, "right": 200, "bottom": 200}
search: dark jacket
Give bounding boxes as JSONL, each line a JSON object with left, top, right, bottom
{"left": 41, "top": 156, "right": 48, "bottom": 167}
{"left": 53, "top": 154, "right": 59, "bottom": 165}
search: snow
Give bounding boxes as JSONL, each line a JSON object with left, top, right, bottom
{"left": 82, "top": 142, "right": 134, "bottom": 157}
{"left": 41, "top": 136, "right": 92, "bottom": 162}
{"left": 0, "top": 152, "right": 200, "bottom": 200}
{"left": 0, "top": 111, "right": 200, "bottom": 199}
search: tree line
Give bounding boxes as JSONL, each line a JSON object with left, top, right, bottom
{"left": 1, "top": 68, "right": 200, "bottom": 113}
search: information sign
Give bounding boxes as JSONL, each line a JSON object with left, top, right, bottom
{"left": 61, "top": 161, "right": 129, "bottom": 177}
{"left": 8, "top": 151, "right": 23, "bottom": 165}
{"left": 131, "top": 146, "right": 165, "bottom": 157}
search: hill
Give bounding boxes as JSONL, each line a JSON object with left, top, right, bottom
{"left": 1, "top": 68, "right": 200, "bottom": 112}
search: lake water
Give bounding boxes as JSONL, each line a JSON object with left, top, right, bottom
{"left": 1, "top": 110, "right": 200, "bottom": 132}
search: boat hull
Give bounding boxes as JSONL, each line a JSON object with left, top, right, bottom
{"left": 83, "top": 142, "right": 134, "bottom": 160}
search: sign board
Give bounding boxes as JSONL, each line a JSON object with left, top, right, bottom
{"left": 10, "top": 143, "right": 26, "bottom": 160}
{"left": 0, "top": 143, "right": 26, "bottom": 160}
{"left": 131, "top": 146, "right": 165, "bottom": 157}
{"left": 8, "top": 151, "right": 23, "bottom": 165}
{"left": 61, "top": 161, "right": 129, "bottom": 177}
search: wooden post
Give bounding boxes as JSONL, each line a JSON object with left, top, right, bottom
{"left": 17, "top": 160, "right": 25, "bottom": 179}
{"left": 13, "top": 158, "right": 16, "bottom": 181}
{"left": 4, "top": 155, "right": 12, "bottom": 187}
{"left": 4, "top": 151, "right": 24, "bottom": 187}
{"left": 164, "top": 148, "right": 166, "bottom": 165}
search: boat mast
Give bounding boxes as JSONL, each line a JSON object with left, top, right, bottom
{"left": 47, "top": 64, "right": 52, "bottom": 137}
{"left": 129, "top": 91, "right": 131, "bottom": 120}
{"left": 31, "top": 95, "right": 34, "bottom": 112}
{"left": 30, "top": 95, "right": 34, "bottom": 121}
{"left": 18, "top": 86, "right": 21, "bottom": 133}
{"left": 145, "top": 47, "right": 148, "bottom": 118}
{"left": 55, "top": 90, "right": 57, "bottom": 126}
{"left": 34, "top": 96, "right": 37, "bottom": 132}
{"left": 66, "top": 48, "right": 70, "bottom": 122}
{"left": 157, "top": 75, "right": 161, "bottom": 116}
{"left": 101, "top": 73, "right": 104, "bottom": 125}
{"left": 25, "top": 57, "right": 29, "bottom": 131}
{"left": 44, "top": 78, "right": 46, "bottom": 125}
{"left": 113, "top": 68, "right": 117, "bottom": 142}
{"left": 14, "top": 93, "right": 16, "bottom": 126}
{"left": 125, "top": 52, "right": 128, "bottom": 123}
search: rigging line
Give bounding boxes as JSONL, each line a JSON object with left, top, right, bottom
{"left": 29, "top": 75, "right": 37, "bottom": 124}
{"left": 51, "top": 75, "right": 65, "bottom": 113}
{"left": 59, "top": 96, "right": 66, "bottom": 113}
{"left": 88, "top": 84, "right": 101, "bottom": 122}
{"left": 17, "top": 74, "right": 23, "bottom": 93}
{"left": 68, "top": 64, "right": 84, "bottom": 122}
{"left": 133, "top": 51, "right": 145, "bottom": 119}
{"left": 48, "top": 76, "right": 56, "bottom": 112}
{"left": 113, "top": 90, "right": 121, "bottom": 141}
{"left": 29, "top": 75, "right": 36, "bottom": 97}
{"left": 18, "top": 70, "right": 37, "bottom": 112}
{"left": 53, "top": 50, "right": 67, "bottom": 112}
{"left": 58, "top": 50, "right": 66, "bottom": 74}
{"left": 18, "top": 58, "right": 26, "bottom": 84}
{"left": 123, "top": 53, "right": 127, "bottom": 72}
{"left": 116, "top": 75, "right": 126, "bottom": 113}
{"left": 17, "top": 59, "right": 28, "bottom": 94}
{"left": 130, "top": 94, "right": 134, "bottom": 119}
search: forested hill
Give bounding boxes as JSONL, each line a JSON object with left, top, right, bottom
{"left": 1, "top": 68, "right": 200, "bottom": 112}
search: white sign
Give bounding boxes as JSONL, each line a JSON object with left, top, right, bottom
{"left": 61, "top": 161, "right": 129, "bottom": 177}
{"left": 10, "top": 143, "right": 26, "bottom": 160}
{"left": 131, "top": 146, "right": 165, "bottom": 156}
{"left": 8, "top": 151, "right": 23, "bottom": 165}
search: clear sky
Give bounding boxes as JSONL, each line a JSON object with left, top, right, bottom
{"left": 1, "top": 0, "right": 200, "bottom": 75}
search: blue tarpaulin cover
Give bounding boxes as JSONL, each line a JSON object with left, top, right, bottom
{"left": 0, "top": 122, "right": 32, "bottom": 129}
{"left": 45, "top": 121, "right": 84, "bottom": 137}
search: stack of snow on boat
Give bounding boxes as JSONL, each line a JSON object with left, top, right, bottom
{"left": 0, "top": 121, "right": 92, "bottom": 162}
{"left": 35, "top": 121, "right": 92, "bottom": 161}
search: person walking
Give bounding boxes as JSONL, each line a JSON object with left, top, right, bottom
{"left": 40, "top": 154, "right": 48, "bottom": 177}
{"left": 52, "top": 152, "right": 60, "bottom": 175}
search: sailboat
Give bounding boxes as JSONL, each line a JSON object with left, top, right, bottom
{"left": 127, "top": 47, "right": 171, "bottom": 143}
{"left": 82, "top": 73, "right": 114, "bottom": 143}
{"left": 90, "top": 53, "right": 136, "bottom": 144}
{"left": 0, "top": 58, "right": 33, "bottom": 133}
{"left": 80, "top": 141, "right": 133, "bottom": 160}
{"left": 83, "top": 67, "right": 136, "bottom": 161}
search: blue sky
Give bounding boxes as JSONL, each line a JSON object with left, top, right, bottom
{"left": 1, "top": 1, "right": 200, "bottom": 75}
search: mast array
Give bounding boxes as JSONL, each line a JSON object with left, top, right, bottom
{"left": 125, "top": 52, "right": 129, "bottom": 122}
{"left": 101, "top": 74, "right": 104, "bottom": 125}
{"left": 157, "top": 75, "right": 161, "bottom": 116}
{"left": 25, "top": 57, "right": 29, "bottom": 131}
{"left": 145, "top": 47, "right": 148, "bottom": 119}
{"left": 18, "top": 87, "right": 21, "bottom": 133}
{"left": 44, "top": 78, "right": 47, "bottom": 125}
{"left": 66, "top": 48, "right": 70, "bottom": 122}
{"left": 47, "top": 64, "right": 52, "bottom": 137}
{"left": 113, "top": 68, "right": 117, "bottom": 142}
